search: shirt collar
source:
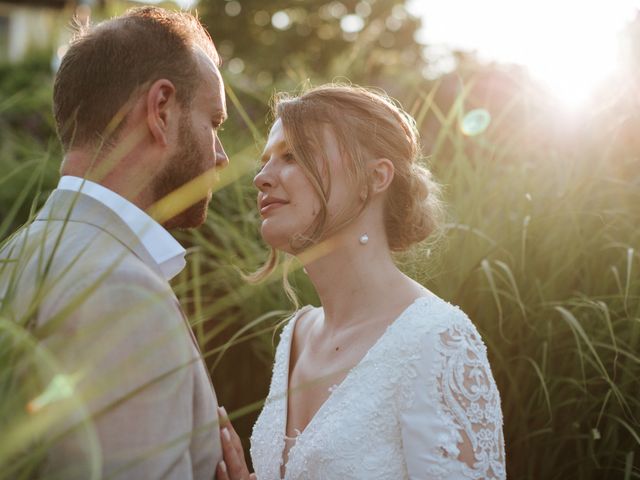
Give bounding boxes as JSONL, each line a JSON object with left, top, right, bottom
{"left": 56, "top": 176, "right": 186, "bottom": 280}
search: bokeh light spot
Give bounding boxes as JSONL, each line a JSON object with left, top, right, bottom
{"left": 356, "top": 1, "right": 372, "bottom": 17}
{"left": 385, "top": 16, "right": 402, "bottom": 32}
{"left": 460, "top": 109, "right": 492, "bottom": 136}
{"left": 392, "top": 4, "right": 408, "bottom": 20}
{"left": 224, "top": 1, "right": 241, "bottom": 17}
{"left": 228, "top": 58, "right": 245, "bottom": 74}
{"left": 254, "top": 10, "right": 270, "bottom": 26}
{"left": 328, "top": 1, "right": 348, "bottom": 18}
{"left": 341, "top": 14, "right": 365, "bottom": 33}
{"left": 272, "top": 11, "right": 292, "bottom": 30}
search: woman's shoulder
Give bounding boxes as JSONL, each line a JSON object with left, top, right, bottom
{"left": 396, "top": 294, "right": 487, "bottom": 358}
{"left": 278, "top": 304, "right": 321, "bottom": 344}
{"left": 402, "top": 293, "right": 475, "bottom": 334}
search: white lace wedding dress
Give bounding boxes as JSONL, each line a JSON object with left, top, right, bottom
{"left": 250, "top": 295, "right": 506, "bottom": 479}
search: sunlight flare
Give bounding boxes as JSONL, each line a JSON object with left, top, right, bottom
{"left": 408, "top": 0, "right": 640, "bottom": 108}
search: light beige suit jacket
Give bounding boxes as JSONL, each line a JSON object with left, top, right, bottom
{"left": 0, "top": 189, "right": 221, "bottom": 479}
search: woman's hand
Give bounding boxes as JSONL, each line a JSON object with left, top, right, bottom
{"left": 216, "top": 406, "right": 257, "bottom": 480}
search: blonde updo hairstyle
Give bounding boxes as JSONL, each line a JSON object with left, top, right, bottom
{"left": 249, "top": 84, "right": 443, "bottom": 294}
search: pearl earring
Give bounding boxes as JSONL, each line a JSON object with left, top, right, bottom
{"left": 359, "top": 233, "right": 369, "bottom": 245}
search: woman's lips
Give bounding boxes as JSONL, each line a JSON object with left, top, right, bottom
{"left": 260, "top": 201, "right": 287, "bottom": 216}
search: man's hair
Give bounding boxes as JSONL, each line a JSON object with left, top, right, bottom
{"left": 53, "top": 6, "right": 219, "bottom": 151}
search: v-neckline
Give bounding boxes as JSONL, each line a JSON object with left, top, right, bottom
{"left": 279, "top": 295, "right": 434, "bottom": 476}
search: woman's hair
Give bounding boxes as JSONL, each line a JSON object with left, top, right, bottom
{"left": 249, "top": 84, "right": 443, "bottom": 292}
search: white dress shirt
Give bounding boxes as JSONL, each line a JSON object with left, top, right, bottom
{"left": 56, "top": 176, "right": 186, "bottom": 280}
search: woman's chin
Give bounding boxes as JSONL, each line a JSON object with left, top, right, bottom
{"left": 260, "top": 225, "right": 291, "bottom": 253}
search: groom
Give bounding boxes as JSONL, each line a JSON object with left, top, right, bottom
{"left": 0, "top": 7, "right": 227, "bottom": 479}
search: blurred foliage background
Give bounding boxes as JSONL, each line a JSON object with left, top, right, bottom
{"left": 1, "top": 0, "right": 639, "bottom": 479}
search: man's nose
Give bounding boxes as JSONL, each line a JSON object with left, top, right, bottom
{"left": 215, "top": 137, "right": 229, "bottom": 168}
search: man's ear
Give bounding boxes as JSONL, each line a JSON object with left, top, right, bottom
{"left": 146, "top": 79, "right": 179, "bottom": 147}
{"left": 369, "top": 158, "right": 395, "bottom": 195}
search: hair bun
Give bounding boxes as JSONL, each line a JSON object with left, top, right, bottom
{"left": 385, "top": 160, "right": 443, "bottom": 251}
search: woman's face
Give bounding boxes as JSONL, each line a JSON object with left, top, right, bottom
{"left": 254, "top": 118, "right": 352, "bottom": 252}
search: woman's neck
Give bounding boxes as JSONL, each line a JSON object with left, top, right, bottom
{"left": 301, "top": 231, "right": 422, "bottom": 330}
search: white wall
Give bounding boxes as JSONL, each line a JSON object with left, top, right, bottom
{"left": 0, "top": 5, "right": 59, "bottom": 62}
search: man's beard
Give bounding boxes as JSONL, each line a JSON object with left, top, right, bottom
{"left": 153, "top": 118, "right": 212, "bottom": 230}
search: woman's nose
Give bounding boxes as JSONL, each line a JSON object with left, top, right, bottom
{"left": 254, "top": 161, "right": 274, "bottom": 190}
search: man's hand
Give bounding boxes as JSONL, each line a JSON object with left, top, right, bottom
{"left": 216, "top": 406, "right": 257, "bottom": 480}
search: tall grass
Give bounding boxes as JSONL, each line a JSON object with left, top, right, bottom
{"left": 1, "top": 55, "right": 638, "bottom": 479}
{"left": 410, "top": 80, "right": 640, "bottom": 478}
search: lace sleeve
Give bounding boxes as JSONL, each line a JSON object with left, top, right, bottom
{"left": 399, "top": 318, "right": 506, "bottom": 480}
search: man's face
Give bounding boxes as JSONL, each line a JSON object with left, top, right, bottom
{"left": 155, "top": 51, "right": 228, "bottom": 230}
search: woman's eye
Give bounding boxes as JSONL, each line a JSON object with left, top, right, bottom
{"left": 283, "top": 152, "right": 295, "bottom": 162}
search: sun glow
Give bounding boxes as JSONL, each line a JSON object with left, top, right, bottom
{"left": 408, "top": 0, "right": 640, "bottom": 108}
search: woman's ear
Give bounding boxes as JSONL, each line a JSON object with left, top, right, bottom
{"left": 369, "top": 158, "right": 395, "bottom": 195}
{"left": 146, "top": 79, "right": 178, "bottom": 148}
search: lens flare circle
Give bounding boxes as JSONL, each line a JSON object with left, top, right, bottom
{"left": 460, "top": 109, "right": 491, "bottom": 136}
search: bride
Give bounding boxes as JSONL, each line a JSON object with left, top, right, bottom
{"left": 216, "top": 85, "right": 506, "bottom": 480}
